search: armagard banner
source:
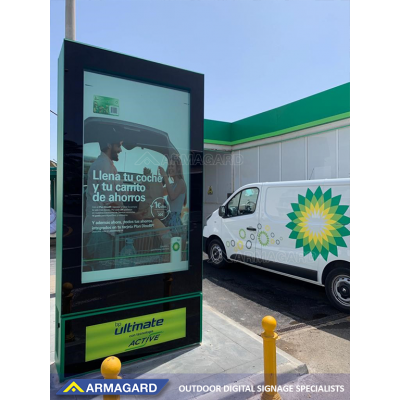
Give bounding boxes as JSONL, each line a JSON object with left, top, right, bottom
{"left": 57, "top": 379, "right": 169, "bottom": 395}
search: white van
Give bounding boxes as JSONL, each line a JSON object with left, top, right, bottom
{"left": 203, "top": 178, "right": 350, "bottom": 311}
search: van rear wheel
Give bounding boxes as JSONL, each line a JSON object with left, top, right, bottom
{"left": 208, "top": 239, "right": 228, "bottom": 268}
{"left": 325, "top": 267, "right": 350, "bottom": 312}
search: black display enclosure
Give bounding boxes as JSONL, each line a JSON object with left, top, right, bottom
{"left": 58, "top": 40, "right": 204, "bottom": 316}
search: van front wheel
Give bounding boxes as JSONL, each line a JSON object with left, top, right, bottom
{"left": 208, "top": 239, "right": 228, "bottom": 268}
{"left": 325, "top": 267, "right": 350, "bottom": 312}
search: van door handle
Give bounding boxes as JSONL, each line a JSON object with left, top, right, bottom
{"left": 247, "top": 227, "right": 256, "bottom": 231}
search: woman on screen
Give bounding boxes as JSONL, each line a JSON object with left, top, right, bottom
{"left": 158, "top": 154, "right": 187, "bottom": 234}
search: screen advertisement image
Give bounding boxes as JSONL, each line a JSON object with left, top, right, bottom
{"left": 82, "top": 71, "right": 190, "bottom": 283}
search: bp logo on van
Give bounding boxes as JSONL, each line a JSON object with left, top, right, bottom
{"left": 286, "top": 187, "right": 350, "bottom": 261}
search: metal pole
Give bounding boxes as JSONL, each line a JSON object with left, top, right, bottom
{"left": 65, "top": 0, "right": 76, "bottom": 40}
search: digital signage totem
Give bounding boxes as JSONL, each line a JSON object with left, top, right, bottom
{"left": 55, "top": 40, "right": 204, "bottom": 380}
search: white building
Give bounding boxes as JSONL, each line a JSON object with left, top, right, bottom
{"left": 203, "top": 83, "right": 350, "bottom": 224}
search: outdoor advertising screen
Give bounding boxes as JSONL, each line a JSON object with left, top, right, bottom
{"left": 56, "top": 41, "right": 203, "bottom": 379}
{"left": 82, "top": 71, "right": 190, "bottom": 283}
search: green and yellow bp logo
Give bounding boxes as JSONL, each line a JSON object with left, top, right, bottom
{"left": 286, "top": 187, "right": 350, "bottom": 261}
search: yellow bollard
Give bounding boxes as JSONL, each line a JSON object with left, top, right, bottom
{"left": 261, "top": 316, "right": 282, "bottom": 400}
{"left": 101, "top": 356, "right": 122, "bottom": 400}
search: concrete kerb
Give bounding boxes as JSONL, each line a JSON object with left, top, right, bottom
{"left": 202, "top": 303, "right": 308, "bottom": 376}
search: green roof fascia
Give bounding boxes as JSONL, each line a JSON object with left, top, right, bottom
{"left": 204, "top": 83, "right": 350, "bottom": 146}
{"left": 229, "top": 111, "right": 349, "bottom": 145}
{"left": 231, "top": 83, "right": 350, "bottom": 143}
{"left": 203, "top": 119, "right": 232, "bottom": 144}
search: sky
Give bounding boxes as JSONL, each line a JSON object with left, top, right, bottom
{"left": 50, "top": 0, "right": 350, "bottom": 161}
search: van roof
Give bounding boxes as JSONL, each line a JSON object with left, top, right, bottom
{"left": 242, "top": 178, "right": 350, "bottom": 188}
{"left": 225, "top": 178, "right": 349, "bottom": 202}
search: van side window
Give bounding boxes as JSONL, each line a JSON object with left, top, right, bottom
{"left": 226, "top": 191, "right": 241, "bottom": 217}
{"left": 238, "top": 188, "right": 259, "bottom": 215}
{"left": 226, "top": 188, "right": 259, "bottom": 218}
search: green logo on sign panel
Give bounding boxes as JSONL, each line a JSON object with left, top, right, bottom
{"left": 172, "top": 242, "right": 180, "bottom": 251}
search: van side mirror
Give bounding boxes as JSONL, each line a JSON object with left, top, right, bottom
{"left": 218, "top": 206, "right": 226, "bottom": 217}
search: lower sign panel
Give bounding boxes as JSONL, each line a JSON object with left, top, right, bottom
{"left": 62, "top": 295, "right": 201, "bottom": 378}
{"left": 86, "top": 308, "right": 186, "bottom": 362}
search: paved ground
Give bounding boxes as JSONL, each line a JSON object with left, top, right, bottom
{"left": 50, "top": 243, "right": 308, "bottom": 400}
{"left": 202, "top": 257, "right": 350, "bottom": 374}
{"left": 202, "top": 259, "right": 346, "bottom": 333}
{"left": 51, "top": 246, "right": 349, "bottom": 374}
{"left": 51, "top": 246, "right": 346, "bottom": 330}
{"left": 51, "top": 244, "right": 349, "bottom": 398}
{"left": 50, "top": 301, "right": 307, "bottom": 400}
{"left": 277, "top": 319, "right": 350, "bottom": 374}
